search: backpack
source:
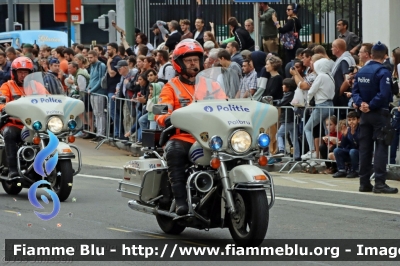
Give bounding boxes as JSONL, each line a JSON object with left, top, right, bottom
{"left": 158, "top": 63, "right": 174, "bottom": 84}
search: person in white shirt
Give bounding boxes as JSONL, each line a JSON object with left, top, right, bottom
{"left": 134, "top": 33, "right": 154, "bottom": 56}
{"left": 302, "top": 58, "right": 335, "bottom": 160}
{"left": 156, "top": 49, "right": 175, "bottom": 83}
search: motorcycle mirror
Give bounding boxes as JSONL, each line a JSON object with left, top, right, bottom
{"left": 152, "top": 104, "right": 168, "bottom": 115}
{"left": 262, "top": 96, "right": 273, "bottom": 105}
{"left": 0, "top": 96, "right": 6, "bottom": 104}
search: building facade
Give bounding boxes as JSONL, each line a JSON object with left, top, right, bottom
{"left": 0, "top": 0, "right": 116, "bottom": 45}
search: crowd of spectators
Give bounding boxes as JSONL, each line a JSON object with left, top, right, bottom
{"left": 1, "top": 0, "right": 399, "bottom": 180}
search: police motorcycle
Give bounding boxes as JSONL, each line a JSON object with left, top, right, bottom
{"left": 0, "top": 72, "right": 84, "bottom": 201}
{"left": 117, "top": 67, "right": 280, "bottom": 247}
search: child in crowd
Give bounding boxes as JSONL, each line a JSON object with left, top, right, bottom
{"left": 319, "top": 116, "right": 342, "bottom": 174}
{"left": 322, "top": 119, "right": 346, "bottom": 174}
{"left": 332, "top": 111, "right": 360, "bottom": 178}
{"left": 146, "top": 83, "right": 162, "bottom": 129}
{"left": 274, "top": 78, "right": 300, "bottom": 161}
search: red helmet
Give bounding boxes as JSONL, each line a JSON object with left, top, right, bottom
{"left": 171, "top": 39, "right": 204, "bottom": 76}
{"left": 11, "top": 56, "right": 34, "bottom": 85}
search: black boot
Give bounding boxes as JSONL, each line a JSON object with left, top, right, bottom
{"left": 3, "top": 126, "right": 21, "bottom": 178}
{"left": 7, "top": 158, "right": 19, "bottom": 178}
{"left": 175, "top": 197, "right": 189, "bottom": 216}
{"left": 171, "top": 181, "right": 188, "bottom": 215}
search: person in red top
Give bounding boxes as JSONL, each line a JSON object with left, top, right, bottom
{"left": 156, "top": 39, "right": 223, "bottom": 215}
{"left": 319, "top": 116, "right": 343, "bottom": 174}
{"left": 0, "top": 57, "right": 36, "bottom": 178}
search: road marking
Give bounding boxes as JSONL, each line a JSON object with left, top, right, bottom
{"left": 119, "top": 226, "right": 164, "bottom": 235}
{"left": 72, "top": 161, "right": 124, "bottom": 169}
{"left": 78, "top": 174, "right": 118, "bottom": 181}
{"left": 142, "top": 233, "right": 166, "bottom": 239}
{"left": 276, "top": 197, "right": 400, "bottom": 215}
{"left": 313, "top": 188, "right": 372, "bottom": 195}
{"left": 278, "top": 176, "right": 308, "bottom": 183}
{"left": 310, "top": 180, "right": 337, "bottom": 187}
{"left": 4, "top": 210, "right": 18, "bottom": 214}
{"left": 107, "top": 227, "right": 132, "bottom": 233}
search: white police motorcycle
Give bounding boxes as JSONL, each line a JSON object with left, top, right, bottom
{"left": 0, "top": 72, "right": 84, "bottom": 201}
{"left": 118, "top": 67, "right": 279, "bottom": 247}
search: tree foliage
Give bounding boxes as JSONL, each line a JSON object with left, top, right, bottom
{"left": 299, "top": 0, "right": 353, "bottom": 15}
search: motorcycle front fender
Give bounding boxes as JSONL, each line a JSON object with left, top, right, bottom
{"left": 228, "top": 165, "right": 269, "bottom": 184}
{"left": 56, "top": 142, "right": 76, "bottom": 159}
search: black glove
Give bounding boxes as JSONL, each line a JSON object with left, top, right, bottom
{"left": 165, "top": 116, "right": 172, "bottom": 128}
{"left": 0, "top": 109, "right": 8, "bottom": 128}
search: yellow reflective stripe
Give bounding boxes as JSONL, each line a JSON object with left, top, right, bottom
{"left": 7, "top": 81, "right": 20, "bottom": 100}
{"left": 169, "top": 81, "right": 182, "bottom": 108}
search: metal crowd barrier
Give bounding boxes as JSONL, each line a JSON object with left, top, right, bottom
{"left": 298, "top": 105, "right": 353, "bottom": 169}
{"left": 272, "top": 106, "right": 301, "bottom": 173}
{"left": 274, "top": 104, "right": 400, "bottom": 181}
{"left": 79, "top": 90, "right": 159, "bottom": 151}
{"left": 80, "top": 91, "right": 111, "bottom": 149}
{"left": 109, "top": 95, "right": 139, "bottom": 149}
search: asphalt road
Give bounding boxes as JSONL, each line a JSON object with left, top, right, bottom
{"left": 0, "top": 139, "right": 399, "bottom": 266}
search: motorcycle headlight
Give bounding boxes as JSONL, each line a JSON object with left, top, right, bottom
{"left": 258, "top": 133, "right": 270, "bottom": 148}
{"left": 229, "top": 130, "right": 252, "bottom": 154}
{"left": 47, "top": 116, "right": 63, "bottom": 133}
{"left": 208, "top": 136, "right": 223, "bottom": 151}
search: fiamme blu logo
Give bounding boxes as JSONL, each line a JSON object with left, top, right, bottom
{"left": 28, "top": 130, "right": 60, "bottom": 221}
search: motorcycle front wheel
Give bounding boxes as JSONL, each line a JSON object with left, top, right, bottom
{"left": 1, "top": 180, "right": 23, "bottom": 195}
{"left": 50, "top": 160, "right": 73, "bottom": 202}
{"left": 228, "top": 190, "right": 269, "bottom": 247}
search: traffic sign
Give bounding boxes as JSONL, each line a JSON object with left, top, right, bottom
{"left": 53, "top": 0, "right": 82, "bottom": 22}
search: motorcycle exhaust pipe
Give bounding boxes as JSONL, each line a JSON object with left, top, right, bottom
{"left": 21, "top": 147, "right": 36, "bottom": 162}
{"left": 194, "top": 172, "right": 214, "bottom": 193}
{"left": 128, "top": 200, "right": 178, "bottom": 218}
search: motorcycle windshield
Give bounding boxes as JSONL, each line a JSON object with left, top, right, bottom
{"left": 194, "top": 67, "right": 238, "bottom": 100}
{"left": 23, "top": 72, "right": 64, "bottom": 96}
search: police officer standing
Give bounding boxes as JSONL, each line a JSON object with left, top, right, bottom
{"left": 352, "top": 41, "right": 398, "bottom": 194}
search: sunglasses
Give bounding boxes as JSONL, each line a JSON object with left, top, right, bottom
{"left": 393, "top": 47, "right": 399, "bottom": 53}
{"left": 287, "top": 9, "right": 293, "bottom": 11}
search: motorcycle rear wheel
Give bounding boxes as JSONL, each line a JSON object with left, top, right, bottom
{"left": 228, "top": 190, "right": 269, "bottom": 247}
{"left": 1, "top": 180, "right": 23, "bottom": 195}
{"left": 50, "top": 160, "right": 73, "bottom": 202}
{"left": 156, "top": 214, "right": 186, "bottom": 235}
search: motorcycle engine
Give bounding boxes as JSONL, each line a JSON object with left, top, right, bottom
{"left": 186, "top": 168, "right": 215, "bottom": 196}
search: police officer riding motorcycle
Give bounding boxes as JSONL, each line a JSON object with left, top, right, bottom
{"left": 155, "top": 39, "right": 205, "bottom": 215}
{"left": 0, "top": 57, "right": 35, "bottom": 178}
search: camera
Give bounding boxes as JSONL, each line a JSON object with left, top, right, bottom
{"left": 348, "top": 66, "right": 355, "bottom": 72}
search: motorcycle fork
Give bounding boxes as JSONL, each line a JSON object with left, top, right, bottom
{"left": 218, "top": 162, "right": 236, "bottom": 214}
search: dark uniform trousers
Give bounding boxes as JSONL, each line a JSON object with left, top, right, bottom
{"left": 164, "top": 139, "right": 192, "bottom": 200}
{"left": 358, "top": 109, "right": 390, "bottom": 186}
